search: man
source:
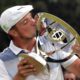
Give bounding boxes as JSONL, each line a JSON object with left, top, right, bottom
{"left": 0, "top": 5, "right": 80, "bottom": 80}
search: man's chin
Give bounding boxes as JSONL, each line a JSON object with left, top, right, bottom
{"left": 26, "top": 33, "right": 37, "bottom": 39}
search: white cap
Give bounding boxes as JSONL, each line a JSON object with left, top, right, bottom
{"left": 0, "top": 5, "right": 33, "bottom": 33}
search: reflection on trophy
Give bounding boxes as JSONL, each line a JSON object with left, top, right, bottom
{"left": 35, "top": 12, "right": 80, "bottom": 63}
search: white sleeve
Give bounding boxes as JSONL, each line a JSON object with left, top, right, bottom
{"left": 57, "top": 50, "right": 78, "bottom": 68}
{"left": 0, "top": 60, "right": 11, "bottom": 80}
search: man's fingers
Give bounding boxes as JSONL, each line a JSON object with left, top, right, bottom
{"left": 18, "top": 67, "right": 36, "bottom": 77}
{"left": 18, "top": 58, "right": 29, "bottom": 66}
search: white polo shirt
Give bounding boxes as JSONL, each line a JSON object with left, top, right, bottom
{"left": 0, "top": 59, "right": 11, "bottom": 80}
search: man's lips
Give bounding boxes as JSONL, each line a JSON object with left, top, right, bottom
{"left": 40, "top": 28, "right": 46, "bottom": 36}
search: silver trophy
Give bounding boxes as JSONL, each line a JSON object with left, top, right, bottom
{"left": 35, "top": 12, "right": 80, "bottom": 63}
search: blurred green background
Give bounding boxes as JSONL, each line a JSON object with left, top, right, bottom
{"left": 0, "top": 0, "right": 80, "bottom": 51}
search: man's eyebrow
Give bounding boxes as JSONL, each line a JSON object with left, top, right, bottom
{"left": 19, "top": 17, "right": 28, "bottom": 23}
{"left": 19, "top": 13, "right": 31, "bottom": 23}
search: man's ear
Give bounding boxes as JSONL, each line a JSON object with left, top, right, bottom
{"left": 8, "top": 29, "right": 18, "bottom": 37}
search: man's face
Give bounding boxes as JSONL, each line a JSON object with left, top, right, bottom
{"left": 14, "top": 13, "right": 36, "bottom": 39}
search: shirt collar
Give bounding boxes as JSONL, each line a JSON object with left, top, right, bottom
{"left": 9, "top": 37, "right": 44, "bottom": 55}
{"left": 9, "top": 41, "right": 29, "bottom": 55}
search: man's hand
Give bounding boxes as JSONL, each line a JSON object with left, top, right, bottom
{"left": 72, "top": 43, "right": 80, "bottom": 57}
{"left": 64, "top": 71, "right": 76, "bottom": 80}
{"left": 13, "top": 58, "right": 36, "bottom": 80}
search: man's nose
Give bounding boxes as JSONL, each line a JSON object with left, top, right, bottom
{"left": 31, "top": 18, "right": 36, "bottom": 25}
